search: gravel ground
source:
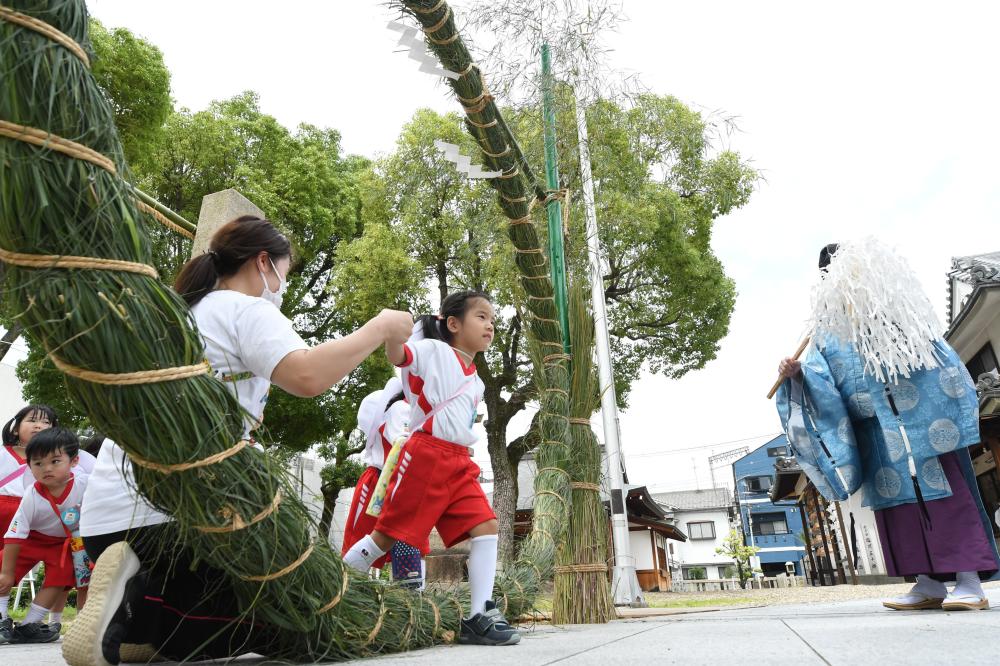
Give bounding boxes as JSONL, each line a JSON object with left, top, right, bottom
{"left": 644, "top": 578, "right": 1000, "bottom": 607}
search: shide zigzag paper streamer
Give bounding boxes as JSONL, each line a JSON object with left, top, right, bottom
{"left": 434, "top": 140, "right": 502, "bottom": 179}
{"left": 387, "top": 21, "right": 460, "bottom": 80}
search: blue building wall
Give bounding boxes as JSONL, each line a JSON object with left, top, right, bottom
{"left": 733, "top": 435, "right": 807, "bottom": 575}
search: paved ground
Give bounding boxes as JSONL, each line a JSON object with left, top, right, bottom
{"left": 10, "top": 585, "right": 1000, "bottom": 665}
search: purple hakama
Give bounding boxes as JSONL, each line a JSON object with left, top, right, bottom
{"left": 875, "top": 451, "right": 998, "bottom": 578}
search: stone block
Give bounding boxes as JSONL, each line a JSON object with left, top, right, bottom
{"left": 192, "top": 189, "right": 264, "bottom": 258}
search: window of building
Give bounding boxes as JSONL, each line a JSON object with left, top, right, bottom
{"left": 743, "top": 475, "right": 773, "bottom": 492}
{"left": 966, "top": 342, "right": 999, "bottom": 381}
{"left": 719, "top": 565, "right": 737, "bottom": 579}
{"left": 687, "top": 521, "right": 716, "bottom": 540}
{"left": 752, "top": 512, "right": 790, "bottom": 536}
{"left": 767, "top": 445, "right": 790, "bottom": 457}
{"left": 683, "top": 566, "right": 707, "bottom": 580}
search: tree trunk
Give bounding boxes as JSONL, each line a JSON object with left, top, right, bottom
{"left": 0, "top": 321, "right": 23, "bottom": 364}
{"left": 486, "top": 415, "right": 518, "bottom": 564}
{"left": 319, "top": 482, "right": 341, "bottom": 539}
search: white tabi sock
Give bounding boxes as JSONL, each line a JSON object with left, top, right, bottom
{"left": 24, "top": 602, "right": 49, "bottom": 624}
{"left": 911, "top": 574, "right": 947, "bottom": 598}
{"left": 0, "top": 595, "right": 8, "bottom": 619}
{"left": 952, "top": 571, "right": 985, "bottom": 599}
{"left": 344, "top": 535, "right": 387, "bottom": 572}
{"left": 467, "top": 534, "right": 499, "bottom": 618}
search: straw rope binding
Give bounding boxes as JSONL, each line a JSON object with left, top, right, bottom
{"left": 129, "top": 438, "right": 250, "bottom": 475}
{"left": 570, "top": 482, "right": 601, "bottom": 492}
{"left": 48, "top": 355, "right": 208, "bottom": 386}
{"left": 194, "top": 489, "right": 283, "bottom": 533}
{"left": 317, "top": 564, "right": 351, "bottom": 614}
{"left": 0, "top": 119, "right": 114, "bottom": 172}
{"left": 136, "top": 200, "right": 195, "bottom": 239}
{"left": 0, "top": 5, "right": 90, "bottom": 67}
{"left": 0, "top": 247, "right": 158, "bottom": 279}
{"left": 242, "top": 543, "right": 316, "bottom": 582}
{"left": 553, "top": 563, "right": 607, "bottom": 574}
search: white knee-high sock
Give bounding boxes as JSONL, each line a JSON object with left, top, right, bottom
{"left": 467, "top": 535, "right": 498, "bottom": 618}
{"left": 952, "top": 571, "right": 985, "bottom": 598}
{"left": 344, "top": 535, "right": 387, "bottom": 572}
{"left": 24, "top": 602, "right": 49, "bottom": 624}
{"left": 0, "top": 595, "right": 8, "bottom": 619}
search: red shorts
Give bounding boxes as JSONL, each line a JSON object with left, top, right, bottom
{"left": 375, "top": 432, "right": 496, "bottom": 549}
{"left": 0, "top": 495, "right": 20, "bottom": 536}
{"left": 4, "top": 532, "right": 75, "bottom": 588}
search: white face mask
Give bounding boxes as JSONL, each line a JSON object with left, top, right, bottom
{"left": 259, "top": 258, "right": 287, "bottom": 309}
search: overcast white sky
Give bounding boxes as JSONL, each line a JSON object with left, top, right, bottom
{"left": 53, "top": 0, "right": 1000, "bottom": 491}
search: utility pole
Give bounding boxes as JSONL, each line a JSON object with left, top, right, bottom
{"left": 540, "top": 43, "right": 571, "bottom": 353}
{"left": 573, "top": 81, "right": 643, "bottom": 607}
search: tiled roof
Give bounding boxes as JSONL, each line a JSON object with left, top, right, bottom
{"left": 652, "top": 487, "right": 733, "bottom": 511}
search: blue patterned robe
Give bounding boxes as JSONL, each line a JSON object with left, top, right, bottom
{"left": 778, "top": 336, "right": 980, "bottom": 511}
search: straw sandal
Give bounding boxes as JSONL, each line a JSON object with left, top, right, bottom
{"left": 942, "top": 595, "right": 990, "bottom": 611}
{"left": 882, "top": 592, "right": 945, "bottom": 611}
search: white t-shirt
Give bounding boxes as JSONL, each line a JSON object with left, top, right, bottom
{"left": 192, "top": 290, "right": 308, "bottom": 437}
{"left": 81, "top": 290, "right": 308, "bottom": 537}
{"left": 0, "top": 446, "right": 96, "bottom": 497}
{"left": 5, "top": 473, "right": 88, "bottom": 542}
{"left": 363, "top": 400, "right": 410, "bottom": 469}
{"left": 398, "top": 339, "right": 484, "bottom": 447}
{"left": 79, "top": 440, "right": 171, "bottom": 537}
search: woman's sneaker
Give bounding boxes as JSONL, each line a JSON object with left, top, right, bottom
{"left": 459, "top": 600, "right": 521, "bottom": 646}
{"left": 63, "top": 541, "right": 144, "bottom": 666}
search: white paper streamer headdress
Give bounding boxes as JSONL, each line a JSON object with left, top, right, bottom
{"left": 810, "top": 237, "right": 943, "bottom": 383}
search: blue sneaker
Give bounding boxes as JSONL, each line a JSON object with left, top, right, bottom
{"left": 459, "top": 600, "right": 521, "bottom": 646}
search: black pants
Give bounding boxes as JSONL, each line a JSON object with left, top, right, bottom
{"left": 84, "top": 524, "right": 268, "bottom": 660}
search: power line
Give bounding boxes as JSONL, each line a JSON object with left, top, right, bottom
{"left": 623, "top": 432, "right": 781, "bottom": 459}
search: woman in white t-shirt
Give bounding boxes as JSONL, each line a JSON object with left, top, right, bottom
{"left": 69, "top": 216, "right": 413, "bottom": 665}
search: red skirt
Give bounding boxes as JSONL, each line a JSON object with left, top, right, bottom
{"left": 341, "top": 466, "right": 389, "bottom": 569}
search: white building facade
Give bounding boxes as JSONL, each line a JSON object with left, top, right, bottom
{"left": 653, "top": 488, "right": 738, "bottom": 588}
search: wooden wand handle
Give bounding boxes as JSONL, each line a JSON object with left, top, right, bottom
{"left": 766, "top": 337, "right": 810, "bottom": 400}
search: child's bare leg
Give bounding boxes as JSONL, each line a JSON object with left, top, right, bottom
{"left": 75, "top": 587, "right": 88, "bottom": 610}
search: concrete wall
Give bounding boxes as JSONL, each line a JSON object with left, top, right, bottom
{"left": 630, "top": 529, "right": 655, "bottom": 570}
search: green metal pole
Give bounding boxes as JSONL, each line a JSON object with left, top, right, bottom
{"left": 541, "top": 43, "right": 571, "bottom": 354}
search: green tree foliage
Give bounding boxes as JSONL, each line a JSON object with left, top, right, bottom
{"left": 716, "top": 528, "right": 760, "bottom": 589}
{"left": 89, "top": 18, "right": 171, "bottom": 168}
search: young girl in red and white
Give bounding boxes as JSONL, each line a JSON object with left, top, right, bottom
{"left": 342, "top": 290, "right": 519, "bottom": 646}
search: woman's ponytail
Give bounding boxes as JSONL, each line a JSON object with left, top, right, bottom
{"left": 174, "top": 216, "right": 291, "bottom": 307}
{"left": 174, "top": 254, "right": 219, "bottom": 307}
